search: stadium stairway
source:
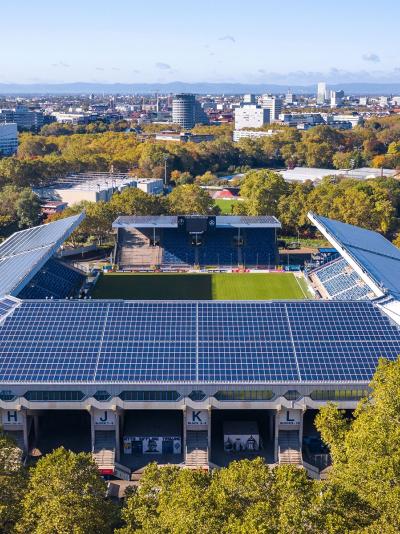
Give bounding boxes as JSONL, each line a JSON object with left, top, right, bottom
{"left": 117, "top": 228, "right": 161, "bottom": 269}
{"left": 92, "top": 431, "right": 116, "bottom": 472}
{"left": 278, "top": 431, "right": 302, "bottom": 466}
{"left": 185, "top": 431, "right": 209, "bottom": 469}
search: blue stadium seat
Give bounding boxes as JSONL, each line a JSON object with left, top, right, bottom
{"left": 18, "top": 259, "right": 86, "bottom": 299}
{"left": 242, "top": 229, "right": 277, "bottom": 266}
{"left": 311, "top": 258, "right": 372, "bottom": 301}
{"left": 161, "top": 230, "right": 196, "bottom": 266}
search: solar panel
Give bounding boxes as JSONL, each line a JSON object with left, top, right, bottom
{"left": 0, "top": 299, "right": 399, "bottom": 384}
{"left": 310, "top": 213, "right": 400, "bottom": 300}
{"left": 0, "top": 214, "right": 84, "bottom": 257}
{"left": 286, "top": 301, "right": 400, "bottom": 381}
{"left": 95, "top": 302, "right": 197, "bottom": 382}
{"left": 198, "top": 302, "right": 299, "bottom": 382}
{"left": 0, "top": 297, "right": 18, "bottom": 319}
{"left": 0, "top": 213, "right": 84, "bottom": 297}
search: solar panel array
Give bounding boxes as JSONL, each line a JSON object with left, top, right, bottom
{"left": 0, "top": 299, "right": 399, "bottom": 384}
{"left": 0, "top": 213, "right": 84, "bottom": 297}
{"left": 311, "top": 213, "right": 400, "bottom": 299}
{"left": 0, "top": 297, "right": 18, "bottom": 319}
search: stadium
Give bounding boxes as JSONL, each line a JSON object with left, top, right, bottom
{"left": 1, "top": 211, "right": 400, "bottom": 481}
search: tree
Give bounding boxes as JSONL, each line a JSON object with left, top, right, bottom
{"left": 277, "top": 181, "right": 314, "bottom": 232}
{"left": 109, "top": 187, "right": 166, "bottom": 216}
{"left": 0, "top": 430, "right": 27, "bottom": 533}
{"left": 194, "top": 171, "right": 218, "bottom": 186}
{"left": 167, "top": 184, "right": 217, "bottom": 215}
{"left": 170, "top": 170, "right": 194, "bottom": 186}
{"left": 238, "top": 170, "right": 289, "bottom": 216}
{"left": 16, "top": 447, "right": 117, "bottom": 534}
{"left": 316, "top": 356, "right": 400, "bottom": 531}
{"left": 15, "top": 189, "right": 41, "bottom": 228}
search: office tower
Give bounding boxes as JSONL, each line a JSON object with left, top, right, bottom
{"left": 243, "top": 94, "right": 256, "bottom": 105}
{"left": 0, "top": 123, "right": 18, "bottom": 156}
{"left": 330, "top": 90, "right": 344, "bottom": 108}
{"left": 260, "top": 95, "right": 283, "bottom": 122}
{"left": 0, "top": 105, "right": 44, "bottom": 131}
{"left": 285, "top": 90, "right": 294, "bottom": 105}
{"left": 317, "top": 82, "right": 327, "bottom": 104}
{"left": 172, "top": 94, "right": 208, "bottom": 129}
{"left": 234, "top": 105, "right": 270, "bottom": 130}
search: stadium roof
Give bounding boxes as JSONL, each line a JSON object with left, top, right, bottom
{"left": 309, "top": 212, "right": 400, "bottom": 300}
{"left": 0, "top": 213, "right": 85, "bottom": 298}
{"left": 0, "top": 299, "right": 399, "bottom": 385}
{"left": 113, "top": 215, "right": 281, "bottom": 229}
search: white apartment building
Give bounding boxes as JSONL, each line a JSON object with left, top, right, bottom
{"left": 234, "top": 105, "right": 270, "bottom": 130}
{"left": 0, "top": 123, "right": 18, "bottom": 156}
{"left": 233, "top": 129, "right": 277, "bottom": 142}
{"left": 260, "top": 95, "right": 283, "bottom": 122}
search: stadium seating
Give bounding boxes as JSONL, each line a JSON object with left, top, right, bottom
{"left": 242, "top": 229, "right": 277, "bottom": 266}
{"left": 199, "top": 229, "right": 239, "bottom": 266}
{"left": 18, "top": 258, "right": 86, "bottom": 299}
{"left": 309, "top": 257, "right": 373, "bottom": 301}
{"left": 161, "top": 230, "right": 196, "bottom": 266}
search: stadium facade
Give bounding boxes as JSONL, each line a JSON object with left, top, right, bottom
{"left": 1, "top": 212, "right": 400, "bottom": 479}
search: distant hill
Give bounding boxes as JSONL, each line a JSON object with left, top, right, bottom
{"left": 1, "top": 81, "right": 400, "bottom": 95}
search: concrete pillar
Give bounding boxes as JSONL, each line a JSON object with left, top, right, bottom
{"left": 88, "top": 406, "right": 95, "bottom": 452}
{"left": 207, "top": 405, "right": 212, "bottom": 462}
{"left": 269, "top": 411, "right": 274, "bottom": 442}
{"left": 182, "top": 406, "right": 187, "bottom": 463}
{"left": 299, "top": 407, "right": 306, "bottom": 448}
{"left": 22, "top": 410, "right": 29, "bottom": 454}
{"left": 115, "top": 408, "right": 121, "bottom": 462}
{"left": 33, "top": 414, "right": 39, "bottom": 444}
{"left": 274, "top": 409, "right": 280, "bottom": 463}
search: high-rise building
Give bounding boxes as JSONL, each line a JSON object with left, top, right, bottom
{"left": 0, "top": 106, "right": 44, "bottom": 131}
{"left": 172, "top": 94, "right": 208, "bottom": 129}
{"left": 260, "top": 95, "right": 283, "bottom": 122}
{"left": 243, "top": 94, "right": 256, "bottom": 105}
{"left": 285, "top": 90, "right": 294, "bottom": 105}
{"left": 330, "top": 90, "right": 344, "bottom": 108}
{"left": 317, "top": 82, "right": 327, "bottom": 104}
{"left": 0, "top": 123, "right": 18, "bottom": 156}
{"left": 234, "top": 105, "right": 270, "bottom": 130}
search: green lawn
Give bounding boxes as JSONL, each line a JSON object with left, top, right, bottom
{"left": 214, "top": 199, "right": 239, "bottom": 214}
{"left": 91, "top": 272, "right": 310, "bottom": 300}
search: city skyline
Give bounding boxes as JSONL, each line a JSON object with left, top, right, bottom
{"left": 2, "top": 0, "right": 400, "bottom": 85}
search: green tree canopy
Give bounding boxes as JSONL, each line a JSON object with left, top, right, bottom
{"left": 316, "top": 356, "right": 400, "bottom": 532}
{"left": 237, "top": 170, "right": 289, "bottom": 216}
{"left": 16, "top": 447, "right": 117, "bottom": 534}
{"left": 167, "top": 184, "right": 217, "bottom": 215}
{"left": 0, "top": 430, "right": 27, "bottom": 533}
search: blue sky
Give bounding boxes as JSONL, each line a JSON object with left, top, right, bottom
{"left": 2, "top": 0, "right": 400, "bottom": 84}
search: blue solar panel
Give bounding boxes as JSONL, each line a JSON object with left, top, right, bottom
{"left": 0, "top": 297, "right": 18, "bottom": 319}
{"left": 286, "top": 301, "right": 400, "bottom": 381}
{"left": 95, "top": 302, "right": 197, "bottom": 382}
{"left": 0, "top": 213, "right": 85, "bottom": 297}
{"left": 197, "top": 302, "right": 299, "bottom": 382}
{"left": 0, "top": 299, "right": 400, "bottom": 384}
{"left": 311, "top": 213, "right": 400, "bottom": 299}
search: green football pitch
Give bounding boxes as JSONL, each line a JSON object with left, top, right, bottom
{"left": 91, "top": 272, "right": 311, "bottom": 300}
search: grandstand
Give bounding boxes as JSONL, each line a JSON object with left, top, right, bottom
{"left": 112, "top": 215, "right": 280, "bottom": 269}
{"left": 0, "top": 213, "right": 85, "bottom": 297}
{"left": 2, "top": 212, "right": 400, "bottom": 481}
{"left": 308, "top": 257, "right": 375, "bottom": 300}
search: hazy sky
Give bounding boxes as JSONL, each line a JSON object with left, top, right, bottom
{"left": 2, "top": 0, "right": 400, "bottom": 85}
